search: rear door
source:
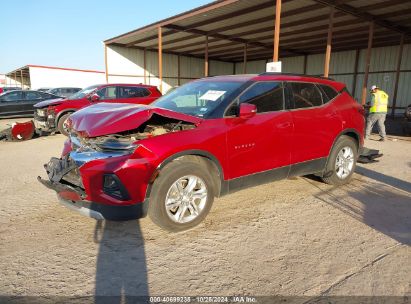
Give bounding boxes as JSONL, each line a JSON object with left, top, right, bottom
{"left": 225, "top": 81, "right": 292, "bottom": 183}
{"left": 22, "top": 91, "right": 45, "bottom": 114}
{"left": 0, "top": 91, "right": 25, "bottom": 116}
{"left": 286, "top": 81, "right": 342, "bottom": 173}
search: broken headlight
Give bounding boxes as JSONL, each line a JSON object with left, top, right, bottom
{"left": 94, "top": 138, "right": 138, "bottom": 152}
{"left": 80, "top": 136, "right": 139, "bottom": 154}
{"left": 37, "top": 109, "right": 46, "bottom": 116}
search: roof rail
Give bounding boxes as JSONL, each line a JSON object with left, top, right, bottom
{"left": 259, "top": 72, "right": 334, "bottom": 81}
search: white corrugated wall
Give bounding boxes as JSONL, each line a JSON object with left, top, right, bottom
{"left": 28, "top": 67, "right": 106, "bottom": 89}
{"left": 106, "top": 45, "right": 234, "bottom": 94}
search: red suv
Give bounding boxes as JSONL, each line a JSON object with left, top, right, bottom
{"left": 39, "top": 74, "right": 365, "bottom": 232}
{"left": 33, "top": 83, "right": 161, "bottom": 135}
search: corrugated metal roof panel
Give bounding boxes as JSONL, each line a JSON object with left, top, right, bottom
{"left": 107, "top": 0, "right": 411, "bottom": 64}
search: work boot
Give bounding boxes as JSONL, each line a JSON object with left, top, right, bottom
{"left": 379, "top": 138, "right": 385, "bottom": 142}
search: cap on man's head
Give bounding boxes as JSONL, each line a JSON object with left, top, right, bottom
{"left": 370, "top": 85, "right": 379, "bottom": 90}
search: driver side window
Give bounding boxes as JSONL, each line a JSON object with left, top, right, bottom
{"left": 1, "top": 91, "right": 23, "bottom": 102}
{"left": 239, "top": 81, "right": 284, "bottom": 113}
{"left": 96, "top": 87, "right": 117, "bottom": 100}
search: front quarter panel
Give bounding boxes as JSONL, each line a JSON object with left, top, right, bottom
{"left": 137, "top": 119, "right": 229, "bottom": 179}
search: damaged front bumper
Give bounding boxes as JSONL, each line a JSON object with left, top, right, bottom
{"left": 38, "top": 155, "right": 149, "bottom": 221}
{"left": 38, "top": 176, "right": 105, "bottom": 220}
{"left": 34, "top": 111, "right": 56, "bottom": 133}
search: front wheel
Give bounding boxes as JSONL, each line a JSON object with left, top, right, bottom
{"left": 57, "top": 113, "right": 72, "bottom": 136}
{"left": 148, "top": 157, "right": 215, "bottom": 232}
{"left": 322, "top": 135, "right": 358, "bottom": 185}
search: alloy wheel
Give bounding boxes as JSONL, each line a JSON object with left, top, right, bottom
{"left": 335, "top": 146, "right": 354, "bottom": 179}
{"left": 165, "top": 175, "right": 208, "bottom": 223}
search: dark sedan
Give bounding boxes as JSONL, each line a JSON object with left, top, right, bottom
{"left": 0, "top": 90, "right": 62, "bottom": 118}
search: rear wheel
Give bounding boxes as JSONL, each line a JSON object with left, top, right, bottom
{"left": 322, "top": 135, "right": 358, "bottom": 185}
{"left": 148, "top": 157, "right": 215, "bottom": 232}
{"left": 57, "top": 112, "right": 72, "bottom": 136}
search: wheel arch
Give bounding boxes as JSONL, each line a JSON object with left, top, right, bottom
{"left": 330, "top": 128, "right": 361, "bottom": 155}
{"left": 55, "top": 109, "right": 77, "bottom": 123}
{"left": 146, "top": 150, "right": 225, "bottom": 199}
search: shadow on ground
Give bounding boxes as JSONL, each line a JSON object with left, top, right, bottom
{"left": 94, "top": 220, "right": 148, "bottom": 303}
{"left": 306, "top": 166, "right": 411, "bottom": 246}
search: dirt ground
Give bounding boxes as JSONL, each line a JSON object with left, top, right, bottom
{"left": 0, "top": 118, "right": 410, "bottom": 299}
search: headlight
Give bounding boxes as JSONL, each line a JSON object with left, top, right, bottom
{"left": 37, "top": 109, "right": 45, "bottom": 116}
{"left": 78, "top": 136, "right": 139, "bottom": 154}
{"left": 95, "top": 138, "right": 138, "bottom": 152}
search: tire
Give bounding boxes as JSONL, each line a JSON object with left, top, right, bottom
{"left": 148, "top": 157, "right": 215, "bottom": 232}
{"left": 57, "top": 113, "right": 72, "bottom": 136}
{"left": 321, "top": 135, "right": 358, "bottom": 185}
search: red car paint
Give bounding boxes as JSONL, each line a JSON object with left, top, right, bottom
{"left": 41, "top": 74, "right": 365, "bottom": 222}
{"left": 33, "top": 83, "right": 162, "bottom": 133}
{"left": 11, "top": 121, "right": 35, "bottom": 140}
{"left": 67, "top": 103, "right": 202, "bottom": 138}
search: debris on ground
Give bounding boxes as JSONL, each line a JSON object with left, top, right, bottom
{"left": 358, "top": 147, "right": 383, "bottom": 163}
{"left": 0, "top": 120, "right": 36, "bottom": 141}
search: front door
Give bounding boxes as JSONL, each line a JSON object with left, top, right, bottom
{"left": 0, "top": 91, "right": 25, "bottom": 116}
{"left": 225, "top": 81, "right": 292, "bottom": 187}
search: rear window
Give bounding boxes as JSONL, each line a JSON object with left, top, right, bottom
{"left": 319, "top": 84, "right": 338, "bottom": 102}
{"left": 290, "top": 82, "right": 323, "bottom": 109}
{"left": 119, "top": 86, "right": 150, "bottom": 98}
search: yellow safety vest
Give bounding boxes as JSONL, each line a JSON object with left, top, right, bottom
{"left": 370, "top": 90, "right": 388, "bottom": 113}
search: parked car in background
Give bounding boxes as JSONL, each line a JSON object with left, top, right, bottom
{"left": 39, "top": 73, "right": 365, "bottom": 232}
{"left": 37, "top": 88, "right": 52, "bottom": 92}
{"left": 48, "top": 87, "right": 82, "bottom": 98}
{"left": 0, "top": 87, "right": 21, "bottom": 94}
{"left": 34, "top": 83, "right": 162, "bottom": 135}
{"left": 0, "top": 90, "right": 61, "bottom": 118}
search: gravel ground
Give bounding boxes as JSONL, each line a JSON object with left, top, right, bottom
{"left": 0, "top": 118, "right": 410, "bottom": 299}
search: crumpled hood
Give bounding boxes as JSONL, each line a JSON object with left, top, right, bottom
{"left": 34, "top": 98, "right": 65, "bottom": 108}
{"left": 68, "top": 102, "right": 203, "bottom": 137}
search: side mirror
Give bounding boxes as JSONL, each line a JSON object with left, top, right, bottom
{"left": 239, "top": 103, "right": 257, "bottom": 119}
{"left": 89, "top": 93, "right": 100, "bottom": 102}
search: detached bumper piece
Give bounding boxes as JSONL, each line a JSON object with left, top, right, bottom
{"left": 38, "top": 156, "right": 147, "bottom": 221}
{"left": 358, "top": 147, "right": 383, "bottom": 164}
{"left": 0, "top": 121, "right": 35, "bottom": 141}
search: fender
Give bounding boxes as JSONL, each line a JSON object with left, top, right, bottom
{"left": 329, "top": 128, "right": 361, "bottom": 155}
{"left": 145, "top": 149, "right": 226, "bottom": 199}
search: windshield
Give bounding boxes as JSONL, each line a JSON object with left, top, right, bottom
{"left": 152, "top": 80, "right": 244, "bottom": 118}
{"left": 67, "top": 85, "right": 100, "bottom": 100}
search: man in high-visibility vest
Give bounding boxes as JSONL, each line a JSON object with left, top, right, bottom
{"left": 365, "top": 85, "right": 388, "bottom": 141}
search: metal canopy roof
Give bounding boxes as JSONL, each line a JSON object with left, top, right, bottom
{"left": 105, "top": 0, "right": 411, "bottom": 62}
{"left": 6, "top": 66, "right": 30, "bottom": 78}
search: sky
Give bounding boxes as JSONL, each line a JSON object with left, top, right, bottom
{"left": 0, "top": 0, "right": 212, "bottom": 73}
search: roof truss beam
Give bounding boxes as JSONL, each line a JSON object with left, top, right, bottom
{"left": 163, "top": 24, "right": 305, "bottom": 56}
{"left": 313, "top": 0, "right": 411, "bottom": 36}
